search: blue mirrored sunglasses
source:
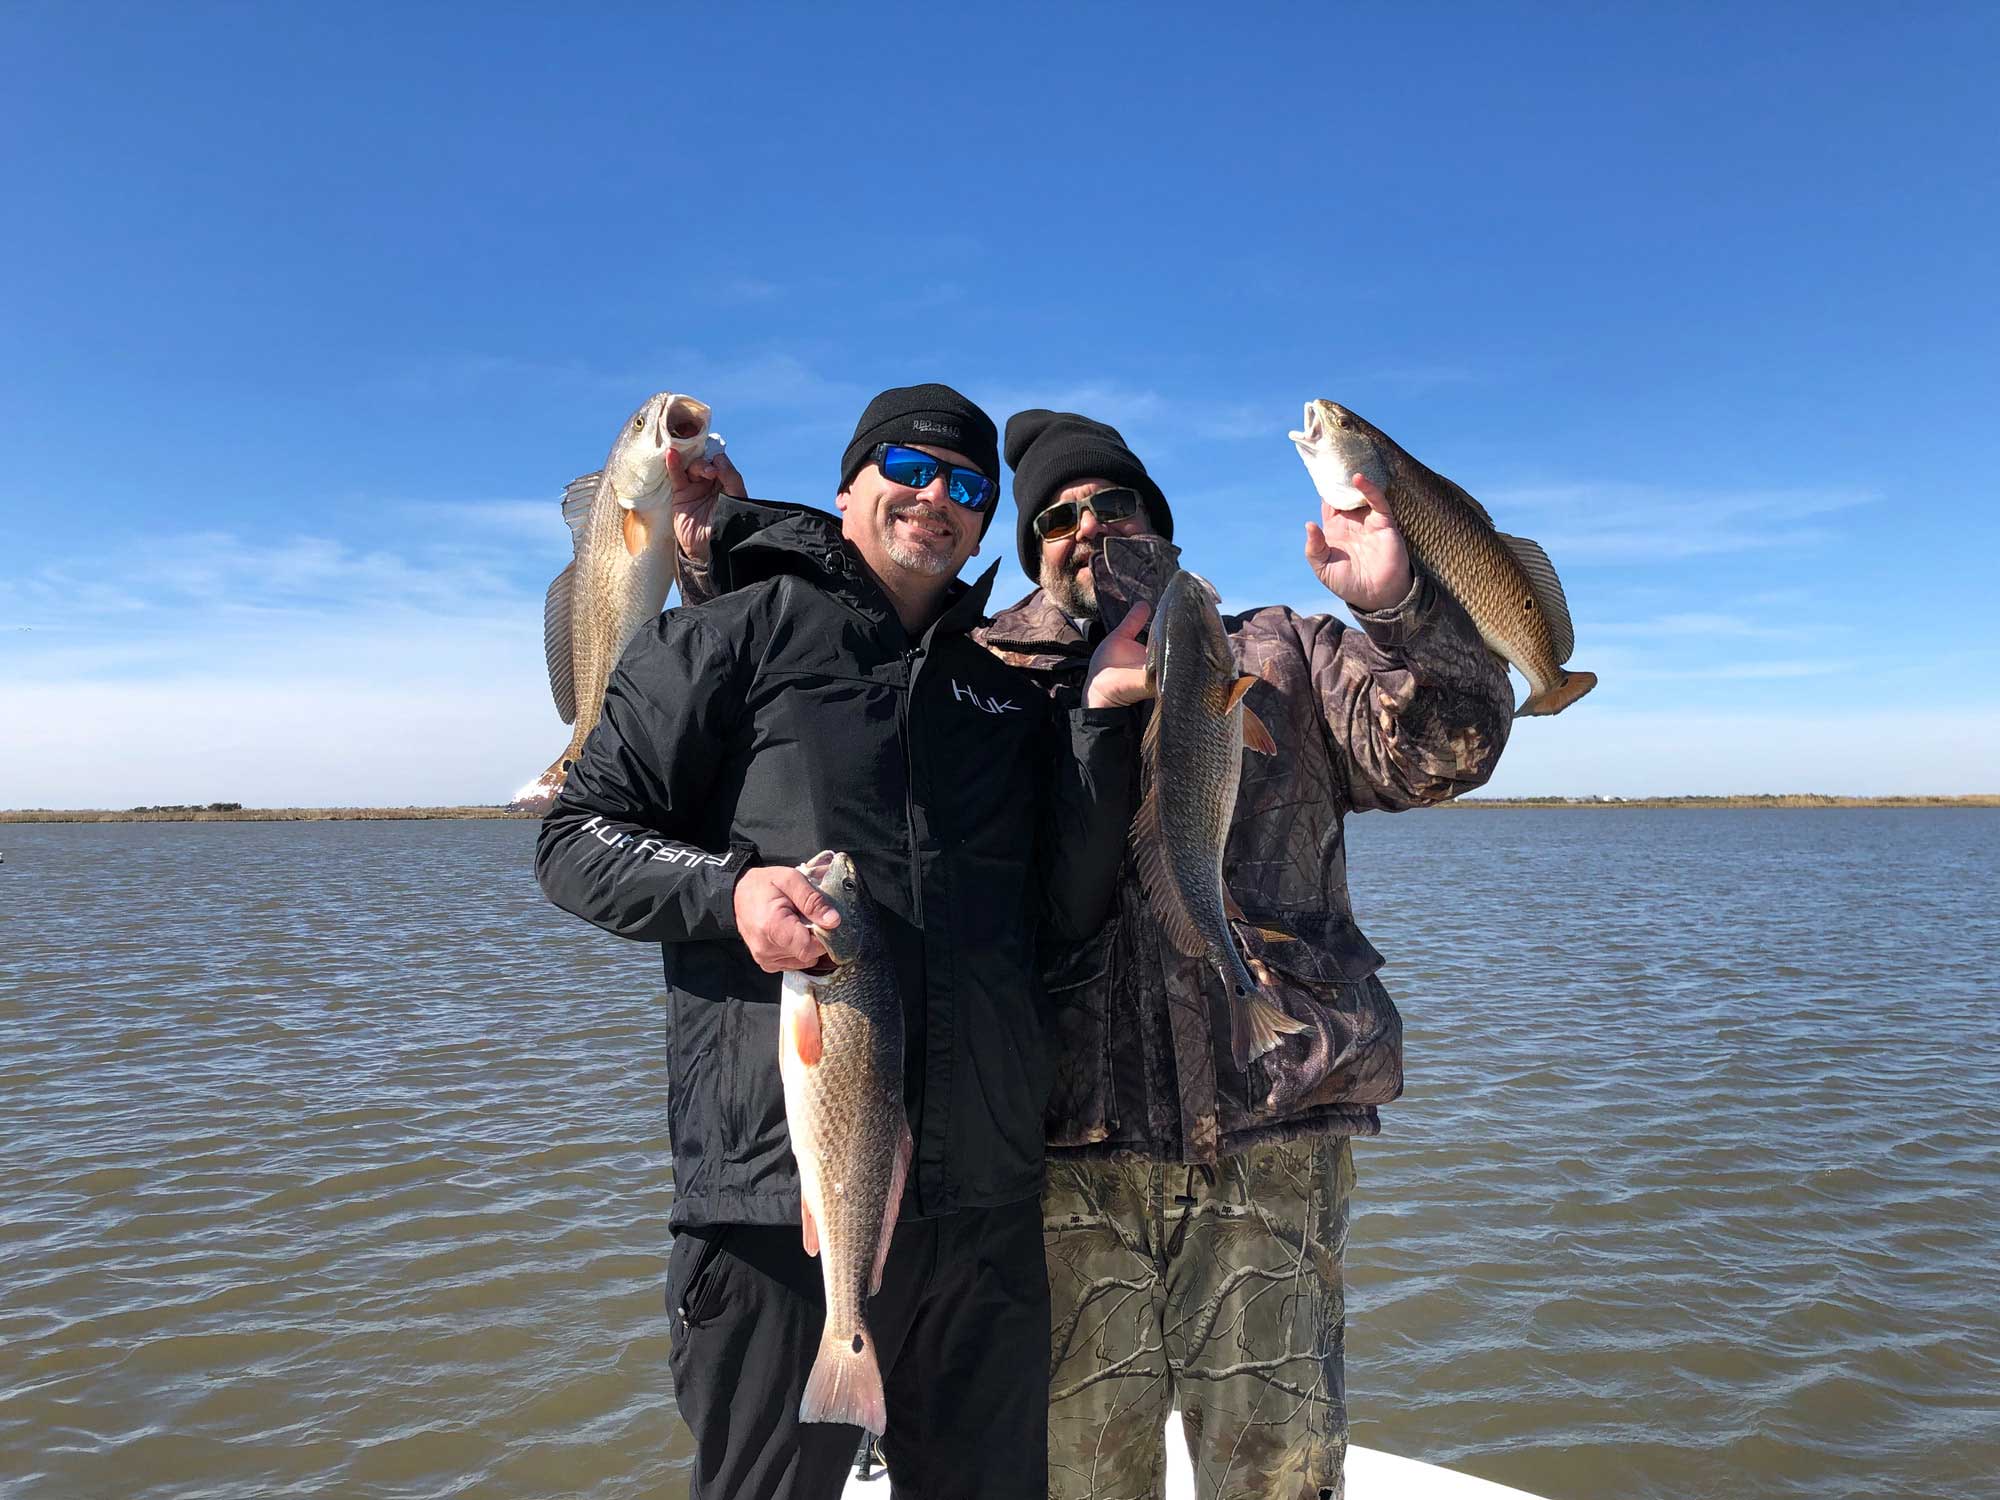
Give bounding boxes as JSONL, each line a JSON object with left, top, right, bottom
{"left": 871, "top": 443, "right": 998, "bottom": 512}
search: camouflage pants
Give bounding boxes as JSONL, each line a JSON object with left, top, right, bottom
{"left": 1043, "top": 1138, "right": 1355, "bottom": 1500}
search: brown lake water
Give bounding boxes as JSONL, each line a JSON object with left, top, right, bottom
{"left": 1, "top": 810, "right": 1996, "bottom": 1498}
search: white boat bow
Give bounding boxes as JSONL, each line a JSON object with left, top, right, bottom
{"left": 842, "top": 1410, "right": 1552, "bottom": 1498}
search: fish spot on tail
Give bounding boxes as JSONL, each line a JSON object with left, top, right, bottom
{"left": 852, "top": 1335, "right": 864, "bottom": 1353}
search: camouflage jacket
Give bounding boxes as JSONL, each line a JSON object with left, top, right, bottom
{"left": 977, "top": 571, "right": 1514, "bottom": 1163}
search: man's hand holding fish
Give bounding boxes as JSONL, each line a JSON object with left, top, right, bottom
{"left": 977, "top": 404, "right": 1527, "bottom": 1499}
{"left": 1303, "top": 470, "right": 1415, "bottom": 611}
{"left": 536, "top": 382, "right": 1139, "bottom": 1499}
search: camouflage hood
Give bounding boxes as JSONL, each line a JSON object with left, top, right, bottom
{"left": 979, "top": 568, "right": 1514, "bottom": 1162}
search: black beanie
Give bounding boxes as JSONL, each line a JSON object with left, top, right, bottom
{"left": 840, "top": 383, "right": 1001, "bottom": 533}
{"left": 1004, "top": 409, "right": 1172, "bottom": 581}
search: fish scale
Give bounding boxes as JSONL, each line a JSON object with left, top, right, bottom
{"left": 1135, "top": 572, "right": 1311, "bottom": 1069}
{"left": 512, "top": 392, "right": 721, "bottom": 810}
{"left": 1291, "top": 400, "right": 1595, "bottom": 716}
{"left": 779, "top": 852, "right": 911, "bottom": 1438}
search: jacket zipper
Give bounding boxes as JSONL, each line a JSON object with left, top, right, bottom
{"left": 900, "top": 645, "right": 924, "bottom": 924}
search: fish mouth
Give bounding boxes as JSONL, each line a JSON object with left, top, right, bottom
{"left": 1288, "top": 400, "right": 1346, "bottom": 449}
{"left": 664, "top": 395, "right": 712, "bottom": 444}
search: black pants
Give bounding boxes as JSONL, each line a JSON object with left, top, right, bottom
{"left": 668, "top": 1196, "right": 1049, "bottom": 1500}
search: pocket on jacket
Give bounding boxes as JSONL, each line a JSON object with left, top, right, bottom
{"left": 667, "top": 1225, "right": 735, "bottom": 1330}
{"left": 1238, "top": 913, "right": 1402, "bottom": 1111}
{"left": 1039, "top": 918, "right": 1118, "bottom": 1146}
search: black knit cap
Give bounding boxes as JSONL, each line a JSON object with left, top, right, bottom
{"left": 1004, "top": 409, "right": 1172, "bottom": 580}
{"left": 840, "top": 383, "right": 1001, "bottom": 533}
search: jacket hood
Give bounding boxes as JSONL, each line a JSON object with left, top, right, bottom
{"left": 709, "top": 495, "right": 1000, "bottom": 637}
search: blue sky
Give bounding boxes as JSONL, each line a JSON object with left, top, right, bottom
{"left": 3, "top": 4, "right": 1995, "bottom": 806}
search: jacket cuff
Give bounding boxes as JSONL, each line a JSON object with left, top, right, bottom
{"left": 676, "top": 547, "right": 718, "bottom": 608}
{"left": 1350, "top": 569, "right": 1437, "bottom": 650}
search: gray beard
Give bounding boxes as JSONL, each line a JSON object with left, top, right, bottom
{"left": 885, "top": 533, "right": 956, "bottom": 576}
{"left": 1040, "top": 556, "right": 1097, "bottom": 619}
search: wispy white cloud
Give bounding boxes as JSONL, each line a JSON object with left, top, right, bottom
{"left": 1487, "top": 482, "right": 1873, "bottom": 560}
{"left": 1478, "top": 706, "right": 2000, "bottom": 798}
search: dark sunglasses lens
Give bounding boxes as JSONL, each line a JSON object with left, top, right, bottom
{"left": 880, "top": 447, "right": 942, "bottom": 489}
{"left": 1035, "top": 501, "right": 1081, "bottom": 540}
{"left": 1091, "top": 488, "right": 1140, "bottom": 522}
{"left": 948, "top": 471, "right": 995, "bottom": 510}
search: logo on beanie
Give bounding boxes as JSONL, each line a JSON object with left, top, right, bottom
{"left": 910, "top": 419, "right": 962, "bottom": 440}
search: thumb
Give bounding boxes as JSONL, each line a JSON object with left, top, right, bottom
{"left": 775, "top": 870, "right": 840, "bottom": 928}
{"left": 1112, "top": 599, "right": 1152, "bottom": 640}
{"left": 1304, "top": 521, "right": 1331, "bottom": 566}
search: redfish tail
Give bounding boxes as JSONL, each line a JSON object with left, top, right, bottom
{"left": 799, "top": 1322, "right": 887, "bottom": 1436}
{"left": 508, "top": 749, "right": 575, "bottom": 813}
{"left": 1227, "top": 959, "right": 1311, "bottom": 1070}
{"left": 1518, "top": 669, "right": 1597, "bottom": 717}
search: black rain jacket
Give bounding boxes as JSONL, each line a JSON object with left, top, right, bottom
{"left": 535, "top": 499, "right": 1135, "bottom": 1229}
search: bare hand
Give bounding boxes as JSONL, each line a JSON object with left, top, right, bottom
{"left": 732, "top": 863, "right": 839, "bottom": 973}
{"left": 1084, "top": 600, "right": 1154, "bottom": 709}
{"left": 671, "top": 448, "right": 747, "bottom": 566}
{"left": 1304, "top": 473, "right": 1413, "bottom": 612}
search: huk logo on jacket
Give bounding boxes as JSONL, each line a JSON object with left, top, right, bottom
{"left": 951, "top": 678, "right": 1021, "bottom": 715}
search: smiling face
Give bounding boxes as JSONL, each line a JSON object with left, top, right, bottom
{"left": 1037, "top": 478, "right": 1157, "bottom": 618}
{"left": 836, "top": 444, "right": 986, "bottom": 582}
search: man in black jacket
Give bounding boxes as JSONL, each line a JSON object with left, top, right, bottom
{"left": 536, "top": 385, "right": 1149, "bottom": 1500}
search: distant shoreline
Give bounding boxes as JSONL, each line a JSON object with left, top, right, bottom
{"left": 2, "top": 795, "right": 1996, "bottom": 824}
{"left": 1443, "top": 794, "right": 2000, "bottom": 809}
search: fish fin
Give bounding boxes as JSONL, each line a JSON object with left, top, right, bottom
{"left": 801, "top": 1196, "right": 819, "bottom": 1258}
{"left": 799, "top": 1323, "right": 887, "bottom": 1436}
{"left": 1223, "top": 889, "right": 1247, "bottom": 922}
{"left": 1131, "top": 771, "right": 1210, "bottom": 958}
{"left": 792, "top": 991, "right": 822, "bottom": 1067}
{"left": 1251, "top": 925, "right": 1301, "bottom": 945}
{"left": 1225, "top": 955, "right": 1312, "bottom": 1068}
{"left": 1518, "top": 669, "right": 1597, "bottom": 717}
{"left": 1435, "top": 468, "right": 1497, "bottom": 529}
{"left": 1240, "top": 705, "right": 1276, "bottom": 756}
{"left": 560, "top": 471, "right": 601, "bottom": 545}
{"left": 1224, "top": 674, "right": 1259, "bottom": 711}
{"left": 1233, "top": 983, "right": 1311, "bottom": 1067}
{"left": 542, "top": 564, "right": 577, "bottom": 725}
{"left": 507, "top": 755, "right": 569, "bottom": 813}
{"left": 1497, "top": 531, "right": 1576, "bottom": 664}
{"left": 870, "top": 1121, "right": 911, "bottom": 1297}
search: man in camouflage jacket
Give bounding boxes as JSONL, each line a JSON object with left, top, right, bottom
{"left": 977, "top": 409, "right": 1516, "bottom": 1500}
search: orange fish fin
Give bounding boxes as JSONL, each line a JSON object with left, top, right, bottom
{"left": 801, "top": 1196, "right": 820, "bottom": 1258}
{"left": 800, "top": 1323, "right": 887, "bottom": 1436}
{"left": 1517, "top": 669, "right": 1597, "bottom": 717}
{"left": 1224, "top": 674, "right": 1260, "bottom": 710}
{"left": 1251, "top": 925, "right": 1301, "bottom": 944}
{"left": 793, "top": 992, "right": 823, "bottom": 1066}
{"left": 1241, "top": 705, "right": 1276, "bottom": 756}
{"left": 621, "top": 504, "right": 661, "bottom": 559}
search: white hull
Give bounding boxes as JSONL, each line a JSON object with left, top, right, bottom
{"left": 842, "top": 1411, "right": 1551, "bottom": 1498}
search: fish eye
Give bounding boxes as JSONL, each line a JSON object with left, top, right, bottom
{"left": 631, "top": 416, "right": 645, "bottom": 432}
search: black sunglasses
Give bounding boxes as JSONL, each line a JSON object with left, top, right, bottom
{"left": 870, "top": 443, "right": 998, "bottom": 512}
{"left": 1031, "top": 487, "right": 1144, "bottom": 541}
